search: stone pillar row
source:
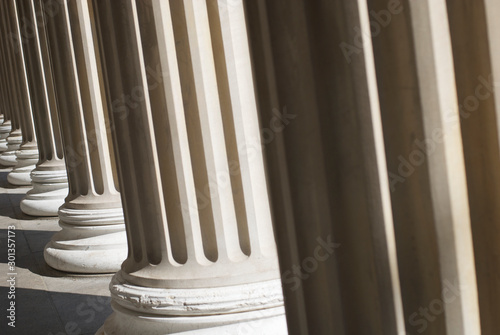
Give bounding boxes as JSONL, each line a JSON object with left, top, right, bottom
{"left": 0, "top": 0, "right": 67, "bottom": 217}
{"left": 16, "top": 0, "right": 68, "bottom": 216}
{"left": 0, "top": 26, "right": 12, "bottom": 153}
{"left": 1, "top": 0, "right": 38, "bottom": 186}
{"left": 0, "top": 0, "right": 128, "bottom": 273}
{"left": 4, "top": 0, "right": 500, "bottom": 334}
{"left": 247, "top": 0, "right": 489, "bottom": 334}
{"left": 0, "top": 1, "right": 23, "bottom": 169}
{"left": 3, "top": 0, "right": 288, "bottom": 332}
{"left": 0, "top": 0, "right": 288, "bottom": 331}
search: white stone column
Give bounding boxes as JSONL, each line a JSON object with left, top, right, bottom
{"left": 41, "top": 0, "right": 126, "bottom": 273}
{"left": 17, "top": 0, "right": 68, "bottom": 216}
{"left": 0, "top": 2, "right": 23, "bottom": 167}
{"left": 93, "top": 0, "right": 286, "bottom": 333}
{"left": 4, "top": 0, "right": 39, "bottom": 186}
{"left": 0, "top": 61, "right": 12, "bottom": 153}
{"left": 0, "top": 118, "right": 12, "bottom": 153}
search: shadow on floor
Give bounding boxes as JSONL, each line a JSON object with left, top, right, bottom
{"left": 0, "top": 228, "right": 118, "bottom": 280}
{"left": 0, "top": 171, "right": 31, "bottom": 190}
{"left": 0, "top": 287, "right": 112, "bottom": 335}
{"left": 0, "top": 191, "right": 45, "bottom": 221}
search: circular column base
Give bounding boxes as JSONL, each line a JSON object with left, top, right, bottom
{"left": 20, "top": 188, "right": 67, "bottom": 216}
{"left": 0, "top": 150, "right": 19, "bottom": 167}
{"left": 7, "top": 147, "right": 39, "bottom": 186}
{"left": 44, "top": 234, "right": 127, "bottom": 273}
{"left": 7, "top": 164, "right": 36, "bottom": 186}
{"left": 0, "top": 139, "right": 8, "bottom": 153}
{"left": 44, "top": 206, "right": 127, "bottom": 273}
{"left": 0, "top": 137, "right": 22, "bottom": 167}
{"left": 96, "top": 304, "right": 287, "bottom": 335}
{"left": 97, "top": 273, "right": 287, "bottom": 334}
{"left": 0, "top": 122, "right": 11, "bottom": 139}
{"left": 20, "top": 169, "right": 68, "bottom": 216}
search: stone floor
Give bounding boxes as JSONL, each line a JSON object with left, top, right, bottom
{"left": 0, "top": 167, "right": 113, "bottom": 335}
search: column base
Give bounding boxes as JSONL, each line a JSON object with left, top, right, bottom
{"left": 20, "top": 168, "right": 68, "bottom": 216}
{"left": 97, "top": 304, "right": 287, "bottom": 335}
{"left": 0, "top": 140, "right": 22, "bottom": 167}
{"left": 7, "top": 147, "right": 39, "bottom": 186}
{"left": 0, "top": 139, "right": 8, "bottom": 153}
{"left": 0, "top": 121, "right": 11, "bottom": 153}
{"left": 7, "top": 164, "right": 36, "bottom": 185}
{"left": 97, "top": 272, "right": 287, "bottom": 334}
{"left": 0, "top": 151, "right": 18, "bottom": 166}
{"left": 44, "top": 206, "right": 127, "bottom": 273}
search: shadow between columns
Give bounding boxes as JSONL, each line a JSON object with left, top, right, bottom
{"left": 0, "top": 171, "right": 19, "bottom": 189}
{"left": 0, "top": 287, "right": 112, "bottom": 335}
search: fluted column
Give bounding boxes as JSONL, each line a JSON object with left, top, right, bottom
{"left": 0, "top": 56, "right": 12, "bottom": 153}
{"left": 366, "top": 0, "right": 481, "bottom": 334}
{"left": 93, "top": 0, "right": 286, "bottom": 333}
{"left": 0, "top": 1, "right": 23, "bottom": 167}
{"left": 245, "top": 0, "right": 408, "bottom": 334}
{"left": 5, "top": 0, "right": 39, "bottom": 185}
{"left": 16, "top": 0, "right": 68, "bottom": 216}
{"left": 41, "top": 0, "right": 126, "bottom": 273}
{"left": 446, "top": 0, "right": 500, "bottom": 333}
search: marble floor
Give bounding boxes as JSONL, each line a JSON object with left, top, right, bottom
{"left": 0, "top": 167, "right": 113, "bottom": 335}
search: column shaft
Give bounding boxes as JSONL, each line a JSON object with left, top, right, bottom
{"left": 246, "top": 0, "right": 406, "bottom": 334}
{"left": 93, "top": 0, "right": 286, "bottom": 333}
{"left": 369, "top": 0, "right": 481, "bottom": 334}
{"left": 0, "top": 1, "right": 23, "bottom": 167}
{"left": 408, "top": 1, "right": 480, "bottom": 333}
{"left": 17, "top": 0, "right": 68, "bottom": 216}
{"left": 447, "top": 0, "right": 500, "bottom": 333}
{"left": 5, "top": 0, "right": 39, "bottom": 186}
{"left": 41, "top": 0, "right": 126, "bottom": 273}
{"left": 0, "top": 37, "right": 12, "bottom": 152}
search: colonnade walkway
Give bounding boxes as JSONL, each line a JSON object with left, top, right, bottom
{"left": 0, "top": 166, "right": 111, "bottom": 335}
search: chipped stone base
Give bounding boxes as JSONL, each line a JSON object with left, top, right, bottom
{"left": 96, "top": 272, "right": 287, "bottom": 334}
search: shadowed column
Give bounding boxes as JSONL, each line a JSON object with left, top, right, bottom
{"left": 245, "top": 0, "right": 406, "bottom": 334}
{"left": 446, "top": 0, "right": 500, "bottom": 333}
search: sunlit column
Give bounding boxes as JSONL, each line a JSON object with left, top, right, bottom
{"left": 0, "top": 1, "right": 23, "bottom": 168}
{"left": 0, "top": 61, "right": 12, "bottom": 153}
{"left": 4, "top": 0, "right": 39, "bottom": 186}
{"left": 16, "top": 0, "right": 68, "bottom": 216}
{"left": 93, "top": 0, "right": 286, "bottom": 333}
{"left": 41, "top": 0, "right": 126, "bottom": 273}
